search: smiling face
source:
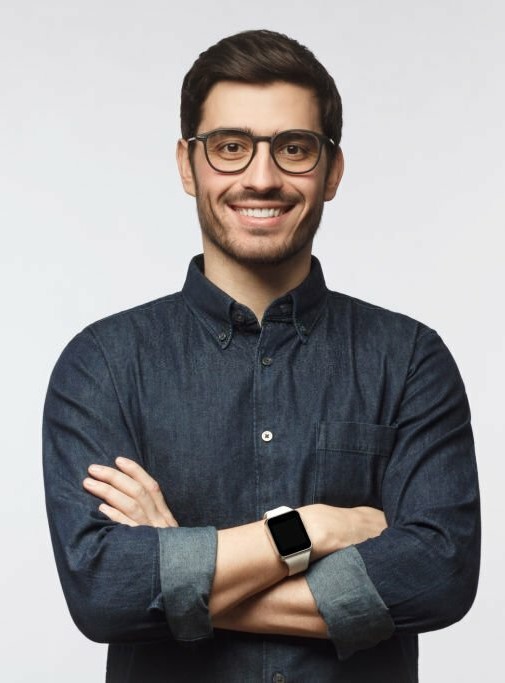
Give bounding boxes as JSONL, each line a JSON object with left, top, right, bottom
{"left": 177, "top": 81, "right": 343, "bottom": 267}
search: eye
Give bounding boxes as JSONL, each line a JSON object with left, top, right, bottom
{"left": 220, "top": 142, "right": 245, "bottom": 155}
{"left": 276, "top": 142, "right": 310, "bottom": 160}
{"left": 208, "top": 132, "right": 251, "bottom": 159}
{"left": 284, "top": 144, "right": 305, "bottom": 156}
{"left": 274, "top": 133, "right": 318, "bottom": 162}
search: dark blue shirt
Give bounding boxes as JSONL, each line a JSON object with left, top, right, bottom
{"left": 43, "top": 255, "right": 480, "bottom": 682}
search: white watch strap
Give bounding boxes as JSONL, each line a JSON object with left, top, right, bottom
{"left": 284, "top": 549, "right": 311, "bottom": 575}
{"left": 264, "top": 505, "right": 293, "bottom": 519}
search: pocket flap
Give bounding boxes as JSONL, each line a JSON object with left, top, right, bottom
{"left": 317, "top": 421, "right": 397, "bottom": 457}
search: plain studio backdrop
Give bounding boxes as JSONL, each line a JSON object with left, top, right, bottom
{"left": 1, "top": 1, "right": 503, "bottom": 680}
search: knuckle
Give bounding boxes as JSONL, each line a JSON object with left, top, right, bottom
{"left": 147, "top": 480, "right": 161, "bottom": 494}
{"left": 131, "top": 482, "right": 145, "bottom": 499}
{"left": 127, "top": 501, "right": 142, "bottom": 518}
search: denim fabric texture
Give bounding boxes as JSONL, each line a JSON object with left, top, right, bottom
{"left": 43, "top": 255, "right": 480, "bottom": 683}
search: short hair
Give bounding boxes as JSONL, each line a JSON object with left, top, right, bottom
{"left": 180, "top": 29, "right": 342, "bottom": 153}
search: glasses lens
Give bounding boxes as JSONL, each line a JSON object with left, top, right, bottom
{"left": 273, "top": 131, "right": 321, "bottom": 173}
{"left": 205, "top": 131, "right": 253, "bottom": 172}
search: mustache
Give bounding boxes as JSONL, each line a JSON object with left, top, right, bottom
{"left": 224, "top": 189, "right": 299, "bottom": 204}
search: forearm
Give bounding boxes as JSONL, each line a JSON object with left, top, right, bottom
{"left": 213, "top": 575, "right": 328, "bottom": 639}
{"left": 48, "top": 514, "right": 172, "bottom": 643}
{"left": 209, "top": 504, "right": 387, "bottom": 617}
{"left": 356, "top": 514, "right": 480, "bottom": 632}
{"left": 209, "top": 520, "right": 288, "bottom": 616}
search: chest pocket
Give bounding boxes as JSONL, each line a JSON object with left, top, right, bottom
{"left": 315, "top": 421, "right": 397, "bottom": 508}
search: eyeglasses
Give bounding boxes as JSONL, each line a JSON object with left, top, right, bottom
{"left": 186, "top": 128, "right": 335, "bottom": 174}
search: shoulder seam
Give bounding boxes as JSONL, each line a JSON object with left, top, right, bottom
{"left": 87, "top": 292, "right": 181, "bottom": 329}
{"left": 327, "top": 290, "right": 425, "bottom": 324}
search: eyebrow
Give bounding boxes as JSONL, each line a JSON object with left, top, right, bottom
{"left": 217, "top": 127, "right": 255, "bottom": 135}
{"left": 215, "top": 127, "right": 282, "bottom": 136}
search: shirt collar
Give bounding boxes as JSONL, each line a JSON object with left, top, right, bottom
{"left": 182, "top": 254, "right": 328, "bottom": 348}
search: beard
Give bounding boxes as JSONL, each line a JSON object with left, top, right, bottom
{"left": 195, "top": 188, "right": 325, "bottom": 267}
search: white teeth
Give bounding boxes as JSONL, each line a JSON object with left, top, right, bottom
{"left": 235, "top": 207, "right": 284, "bottom": 218}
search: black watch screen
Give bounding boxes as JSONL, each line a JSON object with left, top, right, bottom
{"left": 267, "top": 510, "right": 311, "bottom": 556}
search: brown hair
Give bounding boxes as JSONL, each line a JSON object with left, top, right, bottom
{"left": 180, "top": 29, "right": 342, "bottom": 153}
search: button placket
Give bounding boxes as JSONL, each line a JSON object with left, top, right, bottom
{"left": 254, "top": 321, "right": 284, "bottom": 516}
{"left": 258, "top": 336, "right": 275, "bottom": 444}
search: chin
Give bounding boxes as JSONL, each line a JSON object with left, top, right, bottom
{"left": 206, "top": 233, "right": 312, "bottom": 267}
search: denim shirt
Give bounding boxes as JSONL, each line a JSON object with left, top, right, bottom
{"left": 43, "top": 255, "right": 480, "bottom": 683}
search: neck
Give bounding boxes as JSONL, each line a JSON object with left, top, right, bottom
{"left": 202, "top": 240, "right": 312, "bottom": 323}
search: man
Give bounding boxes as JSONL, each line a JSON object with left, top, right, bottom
{"left": 43, "top": 30, "right": 480, "bottom": 682}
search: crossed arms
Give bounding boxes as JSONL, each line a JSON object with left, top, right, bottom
{"left": 83, "top": 456, "right": 387, "bottom": 638}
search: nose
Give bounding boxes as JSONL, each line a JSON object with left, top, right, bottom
{"left": 240, "top": 141, "right": 283, "bottom": 192}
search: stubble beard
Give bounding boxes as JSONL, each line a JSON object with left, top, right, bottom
{"left": 195, "top": 190, "right": 325, "bottom": 267}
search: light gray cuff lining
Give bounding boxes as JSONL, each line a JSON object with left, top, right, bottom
{"left": 306, "top": 545, "right": 395, "bottom": 660}
{"left": 158, "top": 526, "right": 217, "bottom": 642}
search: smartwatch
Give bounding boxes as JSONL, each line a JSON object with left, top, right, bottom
{"left": 264, "top": 506, "right": 312, "bottom": 575}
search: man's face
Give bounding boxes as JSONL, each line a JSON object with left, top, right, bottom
{"left": 178, "top": 81, "right": 343, "bottom": 266}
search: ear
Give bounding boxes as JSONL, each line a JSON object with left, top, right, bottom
{"left": 323, "top": 148, "right": 344, "bottom": 201}
{"left": 176, "top": 139, "right": 197, "bottom": 197}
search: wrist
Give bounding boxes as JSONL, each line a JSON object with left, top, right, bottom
{"left": 263, "top": 506, "right": 312, "bottom": 575}
{"left": 297, "top": 504, "right": 343, "bottom": 561}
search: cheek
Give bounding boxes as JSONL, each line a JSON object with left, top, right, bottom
{"left": 296, "top": 180, "right": 326, "bottom": 211}
{"left": 197, "top": 173, "right": 235, "bottom": 206}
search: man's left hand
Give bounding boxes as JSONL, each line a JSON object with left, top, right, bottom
{"left": 83, "top": 457, "right": 178, "bottom": 527}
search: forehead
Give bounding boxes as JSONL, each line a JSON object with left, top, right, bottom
{"left": 199, "top": 81, "right": 322, "bottom": 135}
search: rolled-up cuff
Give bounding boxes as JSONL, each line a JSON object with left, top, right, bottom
{"left": 306, "top": 545, "right": 395, "bottom": 660}
{"left": 158, "top": 526, "right": 217, "bottom": 642}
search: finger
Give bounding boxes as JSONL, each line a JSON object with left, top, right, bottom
{"left": 98, "top": 503, "right": 139, "bottom": 527}
{"left": 86, "top": 464, "right": 160, "bottom": 522}
{"left": 114, "top": 457, "right": 176, "bottom": 520}
{"left": 83, "top": 477, "right": 152, "bottom": 525}
{"left": 114, "top": 457, "right": 179, "bottom": 527}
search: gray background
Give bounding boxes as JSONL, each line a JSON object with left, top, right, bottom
{"left": 1, "top": 0, "right": 503, "bottom": 680}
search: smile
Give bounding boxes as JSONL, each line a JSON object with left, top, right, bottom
{"left": 233, "top": 207, "right": 290, "bottom": 218}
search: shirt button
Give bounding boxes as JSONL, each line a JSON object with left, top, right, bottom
{"left": 261, "top": 356, "right": 273, "bottom": 366}
{"left": 272, "top": 674, "right": 286, "bottom": 683}
{"left": 261, "top": 430, "right": 273, "bottom": 442}
{"left": 218, "top": 331, "right": 228, "bottom": 342}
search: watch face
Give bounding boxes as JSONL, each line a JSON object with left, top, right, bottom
{"left": 267, "top": 510, "right": 311, "bottom": 556}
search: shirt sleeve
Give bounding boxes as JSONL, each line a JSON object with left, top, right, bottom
{"left": 305, "top": 328, "right": 480, "bottom": 658}
{"left": 43, "top": 328, "right": 217, "bottom": 644}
